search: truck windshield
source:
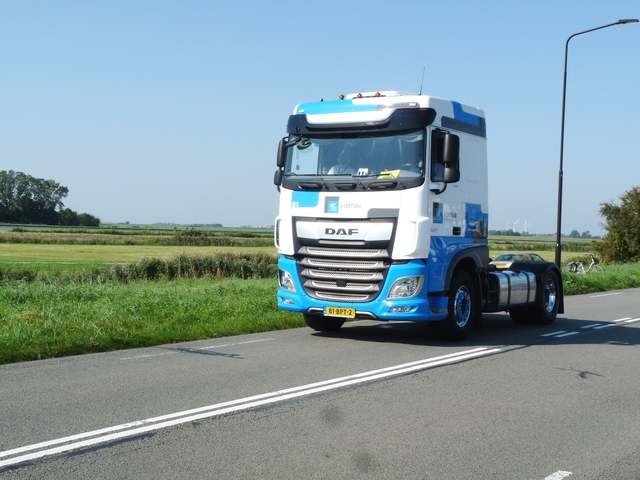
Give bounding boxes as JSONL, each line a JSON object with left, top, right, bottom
{"left": 284, "top": 130, "right": 424, "bottom": 179}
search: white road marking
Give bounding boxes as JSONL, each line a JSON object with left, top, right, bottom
{"left": 541, "top": 331, "right": 579, "bottom": 338}
{"left": 544, "top": 470, "right": 572, "bottom": 479}
{"left": 554, "top": 332, "right": 579, "bottom": 338}
{"left": 0, "top": 347, "right": 500, "bottom": 468}
{"left": 545, "top": 317, "right": 640, "bottom": 336}
{"left": 594, "top": 324, "right": 616, "bottom": 330}
{"left": 542, "top": 331, "right": 566, "bottom": 337}
{"left": 613, "top": 318, "right": 632, "bottom": 323}
{"left": 590, "top": 292, "right": 621, "bottom": 298}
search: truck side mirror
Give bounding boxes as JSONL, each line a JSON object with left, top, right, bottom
{"left": 274, "top": 169, "right": 283, "bottom": 186}
{"left": 443, "top": 166, "right": 460, "bottom": 183}
{"left": 430, "top": 132, "right": 460, "bottom": 194}
{"left": 443, "top": 133, "right": 459, "bottom": 165}
{"left": 443, "top": 133, "right": 460, "bottom": 183}
{"left": 277, "top": 138, "right": 287, "bottom": 168}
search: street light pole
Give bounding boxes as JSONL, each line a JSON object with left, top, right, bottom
{"left": 555, "top": 19, "right": 638, "bottom": 267}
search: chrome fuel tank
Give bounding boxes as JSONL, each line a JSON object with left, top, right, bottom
{"left": 490, "top": 270, "right": 536, "bottom": 309}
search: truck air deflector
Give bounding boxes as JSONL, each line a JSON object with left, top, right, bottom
{"left": 287, "top": 108, "right": 437, "bottom": 134}
{"left": 295, "top": 100, "right": 380, "bottom": 115}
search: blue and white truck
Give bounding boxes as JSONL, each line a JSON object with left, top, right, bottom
{"left": 273, "top": 91, "right": 563, "bottom": 340}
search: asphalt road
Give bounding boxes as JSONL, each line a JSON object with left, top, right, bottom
{"left": 2, "top": 288, "right": 640, "bottom": 479}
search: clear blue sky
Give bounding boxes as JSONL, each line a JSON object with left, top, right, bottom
{"left": 1, "top": 1, "right": 638, "bottom": 234}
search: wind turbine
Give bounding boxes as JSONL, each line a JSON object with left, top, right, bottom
{"left": 512, "top": 220, "right": 519, "bottom": 234}
{"left": 524, "top": 218, "right": 533, "bottom": 235}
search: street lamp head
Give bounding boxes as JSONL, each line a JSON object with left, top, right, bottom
{"left": 618, "top": 19, "right": 639, "bottom": 24}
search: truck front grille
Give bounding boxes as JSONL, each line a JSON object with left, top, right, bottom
{"left": 297, "top": 246, "right": 389, "bottom": 303}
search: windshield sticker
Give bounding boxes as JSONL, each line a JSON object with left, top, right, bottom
{"left": 378, "top": 169, "right": 400, "bottom": 179}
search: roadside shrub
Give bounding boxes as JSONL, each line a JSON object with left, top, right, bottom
{"left": 0, "top": 253, "right": 278, "bottom": 286}
{"left": 0, "top": 266, "right": 38, "bottom": 283}
{"left": 0, "top": 231, "right": 273, "bottom": 247}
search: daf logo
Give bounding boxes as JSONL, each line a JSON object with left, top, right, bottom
{"left": 325, "top": 228, "right": 359, "bottom": 236}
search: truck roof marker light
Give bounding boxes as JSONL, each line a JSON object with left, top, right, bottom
{"left": 356, "top": 93, "right": 363, "bottom": 98}
{"left": 339, "top": 95, "right": 345, "bottom": 100}
{"left": 375, "top": 92, "right": 381, "bottom": 97}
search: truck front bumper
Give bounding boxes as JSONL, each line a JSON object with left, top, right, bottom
{"left": 276, "top": 256, "right": 448, "bottom": 322}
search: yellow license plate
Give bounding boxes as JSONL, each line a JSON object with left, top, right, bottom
{"left": 324, "top": 307, "right": 356, "bottom": 318}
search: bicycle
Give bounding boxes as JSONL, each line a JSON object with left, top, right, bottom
{"left": 567, "top": 254, "right": 604, "bottom": 274}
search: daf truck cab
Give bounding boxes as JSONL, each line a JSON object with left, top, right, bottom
{"left": 273, "top": 91, "right": 563, "bottom": 340}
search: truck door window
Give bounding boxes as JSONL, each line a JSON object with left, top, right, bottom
{"left": 431, "top": 131, "right": 446, "bottom": 182}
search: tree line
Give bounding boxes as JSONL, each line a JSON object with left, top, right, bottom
{"left": 596, "top": 186, "right": 640, "bottom": 263}
{"left": 0, "top": 170, "right": 100, "bottom": 226}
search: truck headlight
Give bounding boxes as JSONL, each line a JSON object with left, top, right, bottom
{"left": 279, "top": 270, "right": 296, "bottom": 292}
{"left": 387, "top": 276, "right": 423, "bottom": 299}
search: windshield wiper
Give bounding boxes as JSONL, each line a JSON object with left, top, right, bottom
{"left": 368, "top": 180, "right": 397, "bottom": 190}
{"left": 298, "top": 176, "right": 328, "bottom": 190}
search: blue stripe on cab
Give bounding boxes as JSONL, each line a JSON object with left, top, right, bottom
{"left": 452, "top": 101, "right": 480, "bottom": 126}
{"left": 292, "top": 191, "right": 319, "bottom": 207}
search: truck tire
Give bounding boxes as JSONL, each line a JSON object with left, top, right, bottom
{"left": 430, "top": 270, "right": 474, "bottom": 341}
{"left": 531, "top": 270, "right": 560, "bottom": 325}
{"left": 509, "top": 270, "right": 560, "bottom": 325}
{"left": 303, "top": 313, "right": 345, "bottom": 332}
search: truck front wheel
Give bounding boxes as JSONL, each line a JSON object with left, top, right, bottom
{"left": 303, "top": 313, "right": 345, "bottom": 332}
{"left": 430, "top": 271, "right": 474, "bottom": 341}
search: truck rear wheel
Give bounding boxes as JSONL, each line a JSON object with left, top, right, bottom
{"left": 303, "top": 313, "right": 345, "bottom": 332}
{"left": 531, "top": 270, "right": 559, "bottom": 325}
{"left": 509, "top": 270, "right": 559, "bottom": 325}
{"left": 430, "top": 271, "right": 474, "bottom": 341}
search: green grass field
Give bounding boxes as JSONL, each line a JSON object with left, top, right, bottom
{"left": 1, "top": 230, "right": 639, "bottom": 364}
{"left": 0, "top": 243, "right": 276, "bottom": 270}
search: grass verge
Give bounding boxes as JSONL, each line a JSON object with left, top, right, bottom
{"left": 562, "top": 262, "right": 640, "bottom": 295}
{"left": 0, "top": 278, "right": 303, "bottom": 364}
{"left": 2, "top": 251, "right": 640, "bottom": 365}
